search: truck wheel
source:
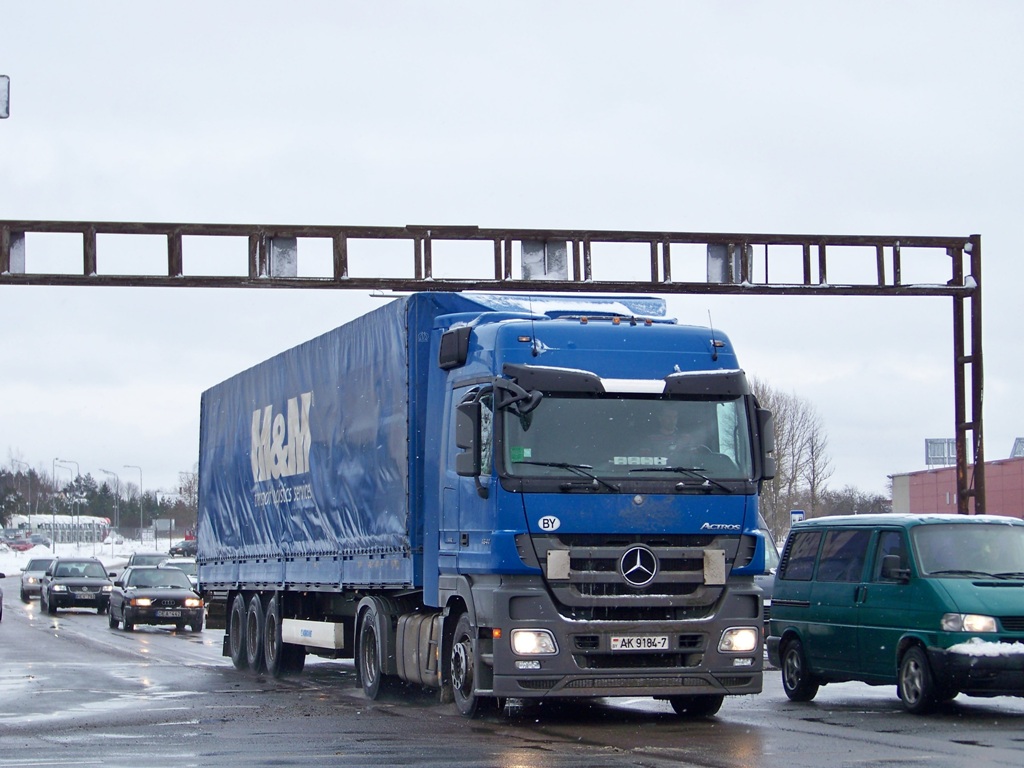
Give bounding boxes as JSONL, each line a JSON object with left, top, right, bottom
{"left": 451, "top": 613, "right": 485, "bottom": 718}
{"left": 246, "top": 594, "right": 267, "bottom": 673}
{"left": 899, "top": 646, "right": 938, "bottom": 714}
{"left": 228, "top": 593, "right": 249, "bottom": 670}
{"left": 264, "top": 593, "right": 286, "bottom": 678}
{"left": 357, "top": 599, "right": 387, "bottom": 699}
{"left": 669, "top": 694, "right": 724, "bottom": 718}
{"left": 781, "top": 638, "right": 819, "bottom": 702}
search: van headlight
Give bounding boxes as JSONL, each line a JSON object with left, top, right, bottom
{"left": 942, "top": 613, "right": 997, "bottom": 633}
{"left": 719, "top": 627, "right": 760, "bottom": 653}
{"left": 510, "top": 629, "right": 558, "bottom": 655}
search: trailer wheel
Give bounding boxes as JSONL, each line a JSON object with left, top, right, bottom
{"left": 246, "top": 594, "right": 267, "bottom": 673}
{"left": 357, "top": 599, "right": 387, "bottom": 699}
{"left": 264, "top": 593, "right": 286, "bottom": 678}
{"left": 228, "top": 593, "right": 248, "bottom": 670}
{"left": 283, "top": 643, "right": 306, "bottom": 674}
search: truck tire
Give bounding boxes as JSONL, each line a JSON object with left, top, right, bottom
{"left": 264, "top": 593, "right": 287, "bottom": 678}
{"left": 283, "top": 644, "right": 306, "bottom": 674}
{"left": 451, "top": 612, "right": 485, "bottom": 718}
{"left": 228, "top": 593, "right": 249, "bottom": 670}
{"left": 246, "top": 594, "right": 267, "bottom": 673}
{"left": 669, "top": 694, "right": 724, "bottom": 718}
{"left": 357, "top": 598, "right": 388, "bottom": 699}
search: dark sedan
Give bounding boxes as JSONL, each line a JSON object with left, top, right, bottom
{"left": 40, "top": 557, "right": 114, "bottom": 614}
{"left": 108, "top": 566, "right": 205, "bottom": 632}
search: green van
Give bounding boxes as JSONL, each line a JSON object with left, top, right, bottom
{"left": 767, "top": 514, "right": 1024, "bottom": 713}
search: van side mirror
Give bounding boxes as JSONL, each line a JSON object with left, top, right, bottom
{"left": 881, "top": 554, "right": 910, "bottom": 583}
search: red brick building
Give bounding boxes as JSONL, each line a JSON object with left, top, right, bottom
{"left": 891, "top": 456, "right": 1024, "bottom": 519}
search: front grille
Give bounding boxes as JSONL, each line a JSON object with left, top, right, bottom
{"left": 999, "top": 616, "right": 1024, "bottom": 632}
{"left": 533, "top": 534, "right": 738, "bottom": 610}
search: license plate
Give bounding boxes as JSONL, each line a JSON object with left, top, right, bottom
{"left": 156, "top": 610, "right": 182, "bottom": 618}
{"left": 74, "top": 592, "right": 95, "bottom": 600}
{"left": 610, "top": 635, "right": 669, "bottom": 651}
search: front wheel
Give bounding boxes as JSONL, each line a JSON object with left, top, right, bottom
{"left": 899, "top": 646, "right": 938, "bottom": 714}
{"left": 108, "top": 609, "right": 119, "bottom": 629}
{"left": 781, "top": 638, "right": 819, "bottom": 702}
{"left": 669, "top": 694, "right": 724, "bottom": 718}
{"left": 45, "top": 591, "right": 57, "bottom": 616}
{"left": 20, "top": 588, "right": 30, "bottom": 603}
{"left": 451, "top": 613, "right": 485, "bottom": 718}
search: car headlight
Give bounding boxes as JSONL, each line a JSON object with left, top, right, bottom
{"left": 941, "top": 613, "right": 997, "bottom": 633}
{"left": 26, "top": 577, "right": 38, "bottom": 585}
{"left": 52, "top": 584, "right": 68, "bottom": 592}
{"left": 184, "top": 598, "right": 204, "bottom": 608}
{"left": 102, "top": 585, "right": 113, "bottom": 593}
{"left": 510, "top": 629, "right": 558, "bottom": 655}
{"left": 719, "top": 626, "right": 760, "bottom": 653}
{"left": 131, "top": 597, "right": 153, "bottom": 607}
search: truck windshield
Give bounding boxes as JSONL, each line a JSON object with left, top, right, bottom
{"left": 502, "top": 394, "right": 753, "bottom": 481}
{"left": 913, "top": 523, "right": 1024, "bottom": 578}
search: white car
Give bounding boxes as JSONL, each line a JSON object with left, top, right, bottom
{"left": 21, "top": 556, "right": 55, "bottom": 602}
{"left": 159, "top": 557, "right": 198, "bottom": 589}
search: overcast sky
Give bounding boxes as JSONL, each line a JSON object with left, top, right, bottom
{"left": 2, "top": 2, "right": 1021, "bottom": 500}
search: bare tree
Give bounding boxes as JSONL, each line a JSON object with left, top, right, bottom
{"left": 750, "top": 376, "right": 833, "bottom": 540}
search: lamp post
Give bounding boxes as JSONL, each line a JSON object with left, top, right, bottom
{"left": 56, "top": 459, "right": 79, "bottom": 546}
{"left": 125, "top": 464, "right": 143, "bottom": 543}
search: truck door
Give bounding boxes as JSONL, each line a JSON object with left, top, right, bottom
{"left": 441, "top": 387, "right": 493, "bottom": 569}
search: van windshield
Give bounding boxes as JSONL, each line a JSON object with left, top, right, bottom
{"left": 913, "top": 523, "right": 1024, "bottom": 577}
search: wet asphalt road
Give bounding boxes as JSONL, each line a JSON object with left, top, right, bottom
{"left": 3, "top": 574, "right": 1024, "bottom": 767}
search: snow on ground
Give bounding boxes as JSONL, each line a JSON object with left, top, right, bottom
{"left": 0, "top": 537, "right": 175, "bottom": 578}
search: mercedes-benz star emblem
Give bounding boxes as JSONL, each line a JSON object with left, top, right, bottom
{"left": 619, "top": 545, "right": 658, "bottom": 588}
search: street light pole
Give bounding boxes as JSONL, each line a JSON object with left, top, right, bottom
{"left": 125, "top": 464, "right": 143, "bottom": 543}
{"left": 99, "top": 468, "right": 120, "bottom": 555}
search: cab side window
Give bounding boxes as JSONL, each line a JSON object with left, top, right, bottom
{"left": 779, "top": 531, "right": 822, "bottom": 581}
{"left": 872, "top": 530, "right": 908, "bottom": 582}
{"left": 816, "top": 530, "right": 871, "bottom": 582}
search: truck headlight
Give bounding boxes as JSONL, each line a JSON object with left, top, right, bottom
{"left": 510, "top": 629, "right": 558, "bottom": 655}
{"left": 719, "top": 627, "right": 759, "bottom": 653}
{"left": 942, "top": 613, "right": 997, "bottom": 633}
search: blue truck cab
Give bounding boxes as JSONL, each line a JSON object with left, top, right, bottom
{"left": 198, "top": 292, "right": 775, "bottom": 718}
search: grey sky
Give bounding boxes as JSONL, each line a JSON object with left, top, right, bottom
{"left": 2, "top": 2, "right": 1021, "bottom": 498}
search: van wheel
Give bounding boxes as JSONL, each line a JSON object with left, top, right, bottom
{"left": 781, "top": 638, "right": 819, "bottom": 702}
{"left": 899, "top": 646, "right": 938, "bottom": 714}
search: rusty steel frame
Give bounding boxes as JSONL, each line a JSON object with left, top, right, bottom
{"left": 0, "top": 220, "right": 985, "bottom": 512}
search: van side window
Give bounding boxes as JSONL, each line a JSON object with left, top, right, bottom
{"left": 779, "top": 531, "right": 822, "bottom": 581}
{"left": 873, "top": 530, "right": 907, "bottom": 582}
{"left": 816, "top": 530, "right": 871, "bottom": 582}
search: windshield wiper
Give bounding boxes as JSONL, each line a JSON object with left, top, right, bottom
{"left": 515, "top": 460, "right": 619, "bottom": 492}
{"left": 628, "top": 466, "right": 732, "bottom": 493}
{"left": 992, "top": 572, "right": 1024, "bottom": 580}
{"left": 928, "top": 569, "right": 1000, "bottom": 579}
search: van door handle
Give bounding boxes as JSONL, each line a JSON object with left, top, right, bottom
{"left": 854, "top": 585, "right": 867, "bottom": 604}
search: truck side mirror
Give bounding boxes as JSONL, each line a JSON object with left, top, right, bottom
{"left": 455, "top": 401, "right": 481, "bottom": 477}
{"left": 438, "top": 326, "right": 472, "bottom": 370}
{"left": 757, "top": 407, "right": 776, "bottom": 480}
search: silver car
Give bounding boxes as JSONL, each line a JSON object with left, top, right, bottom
{"left": 20, "top": 556, "right": 55, "bottom": 602}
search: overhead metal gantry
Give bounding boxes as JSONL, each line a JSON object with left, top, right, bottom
{"left": 0, "top": 219, "right": 984, "bottom": 513}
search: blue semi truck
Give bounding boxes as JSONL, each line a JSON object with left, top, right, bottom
{"left": 197, "top": 291, "right": 776, "bottom": 717}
